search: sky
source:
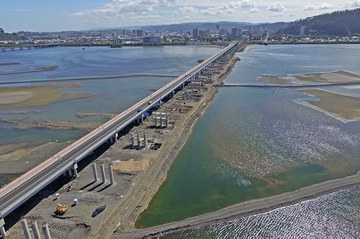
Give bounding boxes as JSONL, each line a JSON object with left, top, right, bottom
{"left": 1, "top": 0, "right": 360, "bottom": 32}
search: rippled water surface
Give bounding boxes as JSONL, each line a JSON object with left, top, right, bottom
{"left": 165, "top": 187, "right": 360, "bottom": 238}
{"left": 137, "top": 44, "right": 360, "bottom": 228}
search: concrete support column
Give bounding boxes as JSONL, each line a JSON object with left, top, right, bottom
{"left": 0, "top": 219, "right": 6, "bottom": 239}
{"left": 109, "top": 165, "right": 115, "bottom": 185}
{"left": 100, "top": 164, "right": 107, "bottom": 184}
{"left": 115, "top": 132, "right": 118, "bottom": 142}
{"left": 136, "top": 134, "right": 141, "bottom": 147}
{"left": 154, "top": 117, "right": 157, "bottom": 127}
{"left": 31, "top": 221, "right": 41, "bottom": 239}
{"left": 42, "top": 224, "right": 51, "bottom": 239}
{"left": 92, "top": 163, "right": 98, "bottom": 182}
{"left": 141, "top": 113, "right": 144, "bottom": 123}
{"left": 21, "top": 219, "right": 32, "bottom": 239}
{"left": 143, "top": 133, "right": 147, "bottom": 148}
{"left": 0, "top": 226, "right": 5, "bottom": 239}
{"left": 67, "top": 169, "right": 72, "bottom": 177}
{"left": 73, "top": 163, "right": 78, "bottom": 178}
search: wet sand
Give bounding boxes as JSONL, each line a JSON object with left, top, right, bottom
{"left": 0, "top": 118, "right": 102, "bottom": 131}
{"left": 0, "top": 62, "right": 20, "bottom": 66}
{"left": 258, "top": 75, "right": 291, "bottom": 85}
{"left": 258, "top": 71, "right": 360, "bottom": 85}
{"left": 0, "top": 84, "right": 92, "bottom": 109}
{"left": 299, "top": 89, "right": 360, "bottom": 122}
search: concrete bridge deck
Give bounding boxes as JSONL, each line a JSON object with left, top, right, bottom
{"left": 0, "top": 41, "right": 239, "bottom": 237}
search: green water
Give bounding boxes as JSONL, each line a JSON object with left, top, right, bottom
{"left": 136, "top": 45, "right": 360, "bottom": 228}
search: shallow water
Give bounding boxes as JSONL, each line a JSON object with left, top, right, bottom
{"left": 0, "top": 46, "right": 218, "bottom": 184}
{"left": 137, "top": 44, "right": 360, "bottom": 228}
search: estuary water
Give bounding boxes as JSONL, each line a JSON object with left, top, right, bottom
{"left": 0, "top": 46, "right": 218, "bottom": 185}
{"left": 136, "top": 44, "right": 360, "bottom": 235}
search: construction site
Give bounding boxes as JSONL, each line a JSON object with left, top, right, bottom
{"left": 3, "top": 46, "right": 242, "bottom": 239}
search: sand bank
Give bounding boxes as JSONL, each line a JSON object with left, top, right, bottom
{"left": 299, "top": 89, "right": 360, "bottom": 122}
{"left": 258, "top": 71, "right": 360, "bottom": 85}
{"left": 0, "top": 118, "right": 102, "bottom": 131}
{"left": 76, "top": 112, "right": 116, "bottom": 119}
{"left": 0, "top": 84, "right": 92, "bottom": 109}
{"left": 0, "top": 62, "right": 20, "bottom": 66}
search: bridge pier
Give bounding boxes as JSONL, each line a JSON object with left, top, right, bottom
{"left": 109, "top": 165, "right": 116, "bottom": 185}
{"left": 21, "top": 219, "right": 32, "bottom": 239}
{"left": 31, "top": 221, "right": 41, "bottom": 239}
{"left": 92, "top": 163, "right": 98, "bottom": 182}
{"left": 73, "top": 163, "right": 78, "bottom": 178}
{"left": 100, "top": 164, "right": 107, "bottom": 184}
{"left": 0, "top": 219, "right": 6, "bottom": 239}
{"left": 42, "top": 223, "right": 51, "bottom": 239}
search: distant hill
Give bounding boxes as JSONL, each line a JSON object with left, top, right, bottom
{"left": 104, "top": 21, "right": 289, "bottom": 33}
{"left": 279, "top": 8, "right": 360, "bottom": 36}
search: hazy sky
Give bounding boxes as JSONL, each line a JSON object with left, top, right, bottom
{"left": 1, "top": 0, "right": 360, "bottom": 32}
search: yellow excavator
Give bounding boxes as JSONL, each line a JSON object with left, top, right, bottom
{"left": 55, "top": 203, "right": 68, "bottom": 215}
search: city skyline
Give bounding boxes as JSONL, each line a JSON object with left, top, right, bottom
{"left": 1, "top": 0, "right": 360, "bottom": 32}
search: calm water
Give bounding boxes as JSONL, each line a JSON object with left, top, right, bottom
{"left": 137, "top": 44, "right": 360, "bottom": 232}
{"left": 0, "top": 46, "right": 218, "bottom": 185}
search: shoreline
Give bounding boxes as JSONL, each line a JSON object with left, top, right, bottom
{"left": 117, "top": 174, "right": 360, "bottom": 238}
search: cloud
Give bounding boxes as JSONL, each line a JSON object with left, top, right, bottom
{"left": 319, "top": 2, "right": 333, "bottom": 10}
{"left": 303, "top": 4, "right": 316, "bottom": 11}
{"left": 303, "top": 2, "right": 333, "bottom": 11}
{"left": 351, "top": 0, "right": 360, "bottom": 7}
{"left": 72, "top": 0, "right": 177, "bottom": 18}
{"left": 267, "top": 3, "right": 285, "bottom": 12}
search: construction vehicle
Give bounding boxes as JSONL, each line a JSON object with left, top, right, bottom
{"left": 92, "top": 205, "right": 106, "bottom": 217}
{"left": 55, "top": 203, "right": 68, "bottom": 215}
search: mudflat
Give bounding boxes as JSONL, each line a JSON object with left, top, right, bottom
{"left": 0, "top": 84, "right": 92, "bottom": 109}
{"left": 299, "top": 89, "right": 360, "bottom": 122}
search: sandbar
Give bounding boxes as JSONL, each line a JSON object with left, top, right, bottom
{"left": 258, "top": 71, "right": 360, "bottom": 85}
{"left": 299, "top": 89, "right": 360, "bottom": 122}
{"left": 0, "top": 84, "right": 92, "bottom": 109}
{"left": 0, "top": 117, "right": 102, "bottom": 131}
{"left": 258, "top": 75, "right": 291, "bottom": 85}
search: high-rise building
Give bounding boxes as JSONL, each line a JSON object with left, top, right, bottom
{"left": 136, "top": 29, "right": 144, "bottom": 37}
{"left": 300, "top": 26, "right": 306, "bottom": 37}
{"left": 231, "top": 28, "right": 242, "bottom": 37}
{"left": 193, "top": 29, "right": 199, "bottom": 38}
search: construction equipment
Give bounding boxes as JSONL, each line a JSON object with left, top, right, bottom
{"left": 92, "top": 205, "right": 106, "bottom": 217}
{"left": 55, "top": 203, "right": 68, "bottom": 215}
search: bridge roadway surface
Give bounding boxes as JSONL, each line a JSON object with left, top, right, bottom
{"left": 0, "top": 41, "right": 239, "bottom": 220}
